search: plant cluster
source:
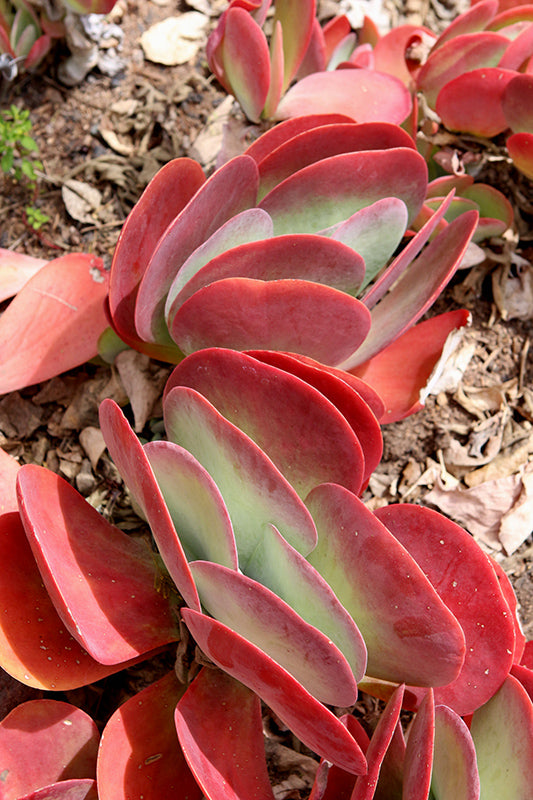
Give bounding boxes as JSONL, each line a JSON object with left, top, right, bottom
{"left": 0, "top": 1, "right": 531, "bottom": 799}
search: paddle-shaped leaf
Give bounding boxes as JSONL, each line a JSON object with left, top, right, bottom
{"left": 0, "top": 512, "right": 154, "bottom": 690}
{"left": 220, "top": 7, "right": 270, "bottom": 122}
{"left": 375, "top": 504, "right": 516, "bottom": 715}
{"left": 108, "top": 158, "right": 205, "bottom": 360}
{"left": 165, "top": 348, "right": 366, "bottom": 498}
{"left": 97, "top": 672, "right": 200, "bottom": 800}
{"left": 16, "top": 778, "right": 97, "bottom": 799}
{"left": 436, "top": 67, "right": 515, "bottom": 137}
{"left": 306, "top": 484, "right": 466, "bottom": 687}
{"left": 181, "top": 609, "right": 367, "bottom": 775}
{"left": 144, "top": 440, "right": 237, "bottom": 569}
{"left": 134, "top": 155, "right": 259, "bottom": 345}
{"left": 259, "top": 148, "right": 427, "bottom": 234}
{"left": 191, "top": 561, "right": 357, "bottom": 705}
{"left": 163, "top": 385, "right": 317, "bottom": 566}
{"left": 99, "top": 398, "right": 200, "bottom": 611}
{"left": 254, "top": 122, "right": 416, "bottom": 199}
{"left": 0, "top": 249, "right": 47, "bottom": 302}
{"left": 503, "top": 73, "right": 533, "bottom": 132}
{"left": 16, "top": 465, "right": 180, "bottom": 665}
{"left": 273, "top": 0, "right": 315, "bottom": 91}
{"left": 342, "top": 211, "right": 478, "bottom": 370}
{"left": 244, "top": 114, "right": 353, "bottom": 164}
{"left": 244, "top": 522, "right": 367, "bottom": 681}
{"left": 507, "top": 132, "right": 533, "bottom": 179}
{"left": 170, "top": 277, "right": 372, "bottom": 364}
{"left": 431, "top": 705, "right": 480, "bottom": 800}
{"left": 351, "top": 684, "right": 405, "bottom": 800}
{"left": 0, "top": 700, "right": 98, "bottom": 800}
{"left": 175, "top": 667, "right": 274, "bottom": 800}
{"left": 402, "top": 690, "right": 434, "bottom": 800}
{"left": 0, "top": 254, "right": 108, "bottom": 395}
{"left": 275, "top": 69, "right": 412, "bottom": 124}
{"left": 470, "top": 674, "right": 533, "bottom": 800}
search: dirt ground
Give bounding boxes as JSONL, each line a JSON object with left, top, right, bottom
{"left": 0, "top": 0, "right": 532, "bottom": 795}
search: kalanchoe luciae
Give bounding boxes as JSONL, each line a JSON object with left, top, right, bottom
{"left": 0, "top": 347, "right": 531, "bottom": 798}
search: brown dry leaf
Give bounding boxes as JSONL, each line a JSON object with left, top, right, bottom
{"left": 79, "top": 426, "right": 107, "bottom": 470}
{"left": 453, "top": 379, "right": 518, "bottom": 419}
{"left": 424, "top": 461, "right": 533, "bottom": 554}
{"left": 62, "top": 179, "right": 103, "bottom": 224}
{"left": 0, "top": 393, "right": 43, "bottom": 438}
{"left": 465, "top": 433, "right": 533, "bottom": 487}
{"left": 115, "top": 351, "right": 169, "bottom": 432}
{"left": 99, "top": 127, "right": 135, "bottom": 156}
{"left": 140, "top": 13, "right": 208, "bottom": 66}
{"left": 58, "top": 370, "right": 127, "bottom": 432}
{"left": 492, "top": 260, "right": 533, "bottom": 321}
{"left": 444, "top": 410, "right": 508, "bottom": 468}
{"left": 265, "top": 740, "right": 318, "bottom": 800}
{"left": 189, "top": 95, "right": 237, "bottom": 170}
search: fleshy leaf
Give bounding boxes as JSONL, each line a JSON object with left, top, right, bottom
{"left": 98, "top": 399, "right": 200, "bottom": 611}
{"left": 372, "top": 25, "right": 435, "bottom": 87}
{"left": 0, "top": 512, "right": 154, "bottom": 691}
{"left": 255, "top": 122, "right": 416, "bottom": 199}
{"left": 190, "top": 561, "right": 357, "bottom": 705}
{"left": 0, "top": 254, "right": 108, "bottom": 395}
{"left": 164, "top": 208, "right": 274, "bottom": 318}
{"left": 470, "top": 674, "right": 533, "bottom": 800}
{"left": 144, "top": 440, "right": 237, "bottom": 569}
{"left": 402, "top": 690, "right": 434, "bottom": 800}
{"left": 275, "top": 69, "right": 412, "bottom": 125}
{"left": 108, "top": 158, "right": 205, "bottom": 360}
{"left": 181, "top": 609, "right": 367, "bottom": 775}
{"left": 349, "top": 310, "right": 471, "bottom": 423}
{"left": 244, "top": 522, "right": 367, "bottom": 681}
{"left": 16, "top": 779, "right": 97, "bottom": 800}
{"left": 0, "top": 248, "right": 47, "bottom": 302}
{"left": 351, "top": 684, "right": 405, "bottom": 800}
{"left": 272, "top": 0, "right": 315, "bottom": 90}
{"left": 375, "top": 504, "right": 516, "bottom": 715}
{"left": 417, "top": 32, "right": 510, "bottom": 108}
{"left": 502, "top": 72, "right": 533, "bottom": 132}
{"left": 175, "top": 667, "right": 274, "bottom": 800}
{"left": 0, "top": 447, "right": 20, "bottom": 514}
{"left": 221, "top": 7, "right": 270, "bottom": 122}
{"left": 245, "top": 349, "right": 383, "bottom": 485}
{"left": 507, "top": 131, "right": 533, "bottom": 179}
{"left": 305, "top": 484, "right": 466, "bottom": 687}
{"left": 259, "top": 148, "right": 427, "bottom": 235}
{"left": 0, "top": 700, "right": 98, "bottom": 800}
{"left": 16, "top": 465, "right": 180, "bottom": 665}
{"left": 342, "top": 211, "right": 478, "bottom": 370}
{"left": 166, "top": 233, "right": 365, "bottom": 319}
{"left": 163, "top": 386, "right": 318, "bottom": 566}
{"left": 165, "top": 348, "right": 366, "bottom": 498}
{"left": 430, "top": 705, "right": 480, "bottom": 800}
{"left": 170, "top": 277, "right": 372, "bottom": 364}
{"left": 436, "top": 67, "right": 516, "bottom": 137}
{"left": 97, "top": 672, "right": 200, "bottom": 800}
{"left": 244, "top": 113, "right": 353, "bottom": 164}
{"left": 431, "top": 0, "right": 498, "bottom": 48}
{"left": 135, "top": 155, "right": 259, "bottom": 345}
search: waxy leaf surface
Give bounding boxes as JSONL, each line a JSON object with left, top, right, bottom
{"left": 16, "top": 465, "right": 180, "bottom": 665}
{"left": 275, "top": 69, "right": 412, "bottom": 124}
{"left": 430, "top": 705, "right": 480, "bottom": 800}
{"left": 221, "top": 7, "right": 270, "bottom": 122}
{"left": 108, "top": 158, "right": 205, "bottom": 359}
{"left": 16, "top": 779, "right": 97, "bottom": 800}
{"left": 306, "top": 484, "right": 466, "bottom": 687}
{"left": 375, "top": 504, "right": 516, "bottom": 715}
{"left": 171, "top": 277, "right": 372, "bottom": 364}
{"left": 99, "top": 398, "right": 200, "bottom": 610}
{"left": 507, "top": 131, "right": 533, "bottom": 179}
{"left": 0, "top": 249, "right": 47, "bottom": 302}
{"left": 191, "top": 561, "right": 357, "bottom": 705}
{"left": 502, "top": 72, "right": 533, "bottom": 132}
{"left": 259, "top": 148, "right": 427, "bottom": 235}
{"left": 97, "top": 672, "right": 200, "bottom": 800}
{"left": 165, "top": 349, "right": 366, "bottom": 498}
{"left": 436, "top": 67, "right": 515, "bottom": 136}
{"left": 0, "top": 700, "right": 98, "bottom": 800}
{"left": 0, "top": 254, "right": 108, "bottom": 395}
{"left": 181, "top": 609, "right": 367, "bottom": 775}
{"left": 163, "top": 386, "right": 317, "bottom": 567}
{"left": 244, "top": 113, "right": 353, "bottom": 163}
{"left": 175, "top": 667, "right": 274, "bottom": 800}
{"left": 402, "top": 690, "right": 434, "bottom": 800}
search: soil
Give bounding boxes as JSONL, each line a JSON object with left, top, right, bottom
{"left": 0, "top": 0, "right": 532, "bottom": 796}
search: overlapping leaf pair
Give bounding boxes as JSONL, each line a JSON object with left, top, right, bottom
{"left": 0, "top": 346, "right": 531, "bottom": 798}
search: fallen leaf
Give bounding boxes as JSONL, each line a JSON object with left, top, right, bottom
{"left": 444, "top": 411, "right": 508, "bottom": 468}
{"left": 492, "top": 261, "right": 533, "bottom": 321}
{"left": 499, "top": 462, "right": 533, "bottom": 554}
{"left": 79, "top": 426, "right": 107, "bottom": 470}
{"left": 115, "top": 350, "right": 169, "bottom": 432}
{"left": 62, "top": 179, "right": 103, "bottom": 223}
{"left": 140, "top": 13, "right": 208, "bottom": 66}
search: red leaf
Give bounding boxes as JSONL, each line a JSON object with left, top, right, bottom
{"left": 0, "top": 700, "right": 98, "bottom": 800}
{"left": 221, "top": 7, "right": 270, "bottom": 121}
{"left": 0, "top": 249, "right": 47, "bottom": 302}
{"left": 17, "top": 779, "right": 97, "bottom": 800}
{"left": 402, "top": 690, "right": 434, "bottom": 800}
{"left": 181, "top": 609, "right": 367, "bottom": 775}
{"left": 175, "top": 668, "right": 275, "bottom": 800}
{"left": 502, "top": 72, "right": 533, "bottom": 132}
{"left": 171, "top": 277, "right": 372, "bottom": 365}
{"left": 244, "top": 114, "right": 353, "bottom": 163}
{"left": 17, "top": 466, "right": 180, "bottom": 665}
{"left": 375, "top": 504, "right": 516, "bottom": 715}
{"left": 97, "top": 672, "right": 200, "bottom": 800}
{"left": 507, "top": 131, "right": 533, "bottom": 179}
{"left": 0, "top": 254, "right": 108, "bottom": 394}
{"left": 272, "top": 0, "right": 315, "bottom": 90}
{"left": 436, "top": 67, "right": 516, "bottom": 136}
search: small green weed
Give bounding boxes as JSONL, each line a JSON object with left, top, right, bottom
{"left": 0, "top": 104, "right": 49, "bottom": 230}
